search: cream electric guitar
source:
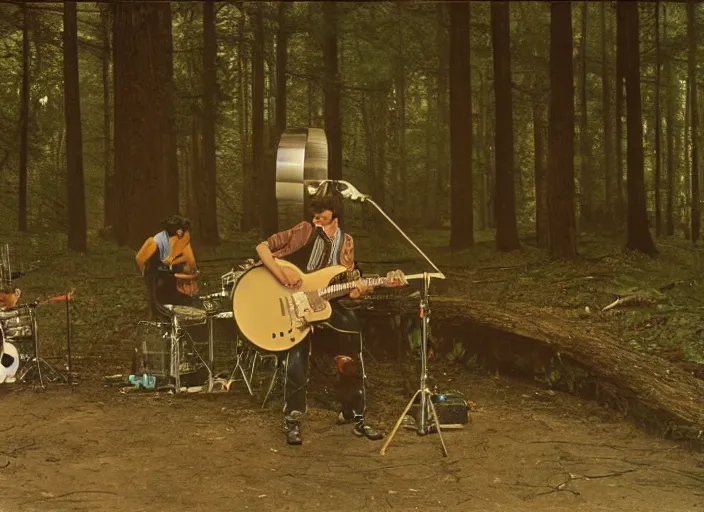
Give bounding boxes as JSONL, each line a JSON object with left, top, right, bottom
{"left": 233, "top": 260, "right": 413, "bottom": 352}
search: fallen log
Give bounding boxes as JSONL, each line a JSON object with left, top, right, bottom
{"left": 432, "top": 297, "right": 704, "bottom": 448}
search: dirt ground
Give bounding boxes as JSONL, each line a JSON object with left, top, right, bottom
{"left": 1, "top": 361, "right": 703, "bottom": 512}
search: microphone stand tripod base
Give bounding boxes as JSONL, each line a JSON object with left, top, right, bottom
{"left": 380, "top": 387, "right": 448, "bottom": 457}
{"left": 380, "top": 272, "right": 448, "bottom": 458}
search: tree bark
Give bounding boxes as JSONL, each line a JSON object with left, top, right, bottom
{"left": 687, "top": 0, "right": 700, "bottom": 243}
{"left": 100, "top": 4, "right": 115, "bottom": 231}
{"left": 601, "top": 2, "right": 615, "bottom": 226}
{"left": 664, "top": 4, "right": 675, "bottom": 236}
{"left": 615, "top": 7, "right": 626, "bottom": 221}
{"left": 654, "top": 0, "right": 662, "bottom": 237}
{"left": 578, "top": 1, "right": 593, "bottom": 231}
{"left": 18, "top": 2, "right": 29, "bottom": 232}
{"left": 547, "top": 1, "right": 577, "bottom": 259}
{"left": 433, "top": 297, "right": 704, "bottom": 449}
{"left": 63, "top": 2, "right": 87, "bottom": 252}
{"left": 276, "top": 2, "right": 288, "bottom": 139}
{"left": 112, "top": 2, "right": 179, "bottom": 248}
{"left": 435, "top": 4, "right": 449, "bottom": 227}
{"left": 395, "top": 1, "right": 407, "bottom": 220}
{"left": 201, "top": 0, "right": 220, "bottom": 244}
{"left": 532, "top": 75, "right": 549, "bottom": 248}
{"left": 619, "top": 1, "right": 657, "bottom": 255}
{"left": 322, "top": 2, "right": 342, "bottom": 181}
{"left": 448, "top": 2, "right": 473, "bottom": 249}
{"left": 491, "top": 1, "right": 519, "bottom": 251}
{"left": 252, "top": 4, "right": 270, "bottom": 237}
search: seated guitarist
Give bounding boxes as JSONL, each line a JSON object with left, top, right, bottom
{"left": 135, "top": 215, "right": 200, "bottom": 319}
{"left": 256, "top": 193, "right": 401, "bottom": 445}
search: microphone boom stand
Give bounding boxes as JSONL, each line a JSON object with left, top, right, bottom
{"left": 307, "top": 180, "right": 448, "bottom": 457}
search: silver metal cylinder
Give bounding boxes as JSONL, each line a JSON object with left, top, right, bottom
{"left": 275, "top": 128, "right": 328, "bottom": 227}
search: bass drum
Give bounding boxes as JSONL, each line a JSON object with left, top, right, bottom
{"left": 0, "top": 337, "right": 19, "bottom": 384}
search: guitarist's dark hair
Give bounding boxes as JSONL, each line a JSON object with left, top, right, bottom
{"left": 310, "top": 193, "right": 342, "bottom": 220}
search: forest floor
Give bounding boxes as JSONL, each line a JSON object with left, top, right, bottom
{"left": 1, "top": 226, "right": 704, "bottom": 511}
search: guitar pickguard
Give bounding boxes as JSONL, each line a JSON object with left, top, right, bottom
{"left": 287, "top": 291, "right": 327, "bottom": 323}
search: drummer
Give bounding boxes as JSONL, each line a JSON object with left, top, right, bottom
{"left": 0, "top": 288, "right": 20, "bottom": 310}
{"left": 135, "top": 215, "right": 200, "bottom": 319}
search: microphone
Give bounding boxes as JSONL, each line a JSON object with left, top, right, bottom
{"left": 305, "top": 180, "right": 370, "bottom": 202}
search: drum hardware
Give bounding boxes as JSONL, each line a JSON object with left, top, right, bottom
{"left": 159, "top": 304, "right": 212, "bottom": 393}
{"left": 0, "top": 304, "right": 68, "bottom": 388}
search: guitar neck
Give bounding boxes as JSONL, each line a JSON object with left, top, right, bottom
{"left": 319, "top": 277, "right": 388, "bottom": 301}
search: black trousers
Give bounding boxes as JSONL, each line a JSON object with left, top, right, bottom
{"left": 145, "top": 271, "right": 198, "bottom": 320}
{"left": 283, "top": 301, "right": 365, "bottom": 421}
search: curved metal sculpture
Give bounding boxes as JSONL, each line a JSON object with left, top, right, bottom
{"left": 275, "top": 128, "right": 328, "bottom": 227}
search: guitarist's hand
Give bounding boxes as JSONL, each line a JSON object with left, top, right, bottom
{"left": 384, "top": 270, "right": 408, "bottom": 287}
{"left": 279, "top": 266, "right": 302, "bottom": 290}
{"left": 349, "top": 280, "right": 371, "bottom": 300}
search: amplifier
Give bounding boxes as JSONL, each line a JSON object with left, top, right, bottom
{"left": 408, "top": 391, "right": 470, "bottom": 427}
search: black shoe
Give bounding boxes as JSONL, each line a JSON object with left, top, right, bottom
{"left": 284, "top": 413, "right": 303, "bottom": 445}
{"left": 353, "top": 420, "right": 383, "bottom": 441}
{"left": 285, "top": 423, "right": 302, "bottom": 445}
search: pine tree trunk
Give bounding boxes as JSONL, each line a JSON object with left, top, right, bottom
{"left": 578, "top": 1, "right": 593, "bottom": 231}
{"left": 63, "top": 1, "right": 87, "bottom": 251}
{"left": 664, "top": 4, "right": 675, "bottom": 236}
{"left": 100, "top": 4, "right": 115, "bottom": 230}
{"left": 113, "top": 2, "right": 179, "bottom": 248}
{"left": 448, "top": 2, "right": 473, "bottom": 249}
{"left": 322, "top": 2, "right": 342, "bottom": 181}
{"left": 252, "top": 4, "right": 268, "bottom": 237}
{"left": 547, "top": 1, "right": 577, "bottom": 259}
{"left": 619, "top": 1, "right": 657, "bottom": 255}
{"left": 201, "top": 0, "right": 220, "bottom": 244}
{"left": 491, "top": 1, "right": 519, "bottom": 251}
{"left": 654, "top": 0, "right": 662, "bottom": 237}
{"left": 601, "top": 2, "right": 615, "bottom": 226}
{"left": 18, "top": 2, "right": 29, "bottom": 232}
{"left": 688, "top": 0, "right": 700, "bottom": 243}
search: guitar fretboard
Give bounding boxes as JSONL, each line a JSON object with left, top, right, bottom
{"left": 319, "top": 277, "right": 388, "bottom": 301}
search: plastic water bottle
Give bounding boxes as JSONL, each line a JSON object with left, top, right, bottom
{"left": 142, "top": 374, "right": 156, "bottom": 389}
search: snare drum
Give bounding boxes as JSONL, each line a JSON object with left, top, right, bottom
{"left": 0, "top": 305, "right": 35, "bottom": 341}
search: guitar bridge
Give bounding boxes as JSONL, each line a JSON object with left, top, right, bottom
{"left": 287, "top": 291, "right": 327, "bottom": 322}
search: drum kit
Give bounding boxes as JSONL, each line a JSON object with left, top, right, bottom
{"left": 0, "top": 244, "right": 67, "bottom": 387}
